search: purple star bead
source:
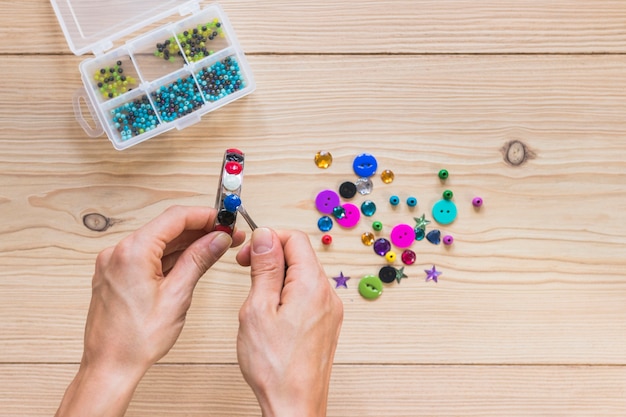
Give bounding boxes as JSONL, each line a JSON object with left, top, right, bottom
{"left": 424, "top": 265, "right": 442, "bottom": 283}
{"left": 332, "top": 272, "right": 350, "bottom": 289}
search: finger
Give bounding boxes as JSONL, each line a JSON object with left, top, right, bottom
{"left": 164, "top": 227, "right": 246, "bottom": 257}
{"left": 247, "top": 228, "right": 285, "bottom": 310}
{"left": 166, "top": 231, "right": 233, "bottom": 293}
{"left": 161, "top": 250, "right": 184, "bottom": 276}
{"left": 236, "top": 241, "right": 251, "bottom": 266}
{"left": 279, "top": 231, "right": 329, "bottom": 294}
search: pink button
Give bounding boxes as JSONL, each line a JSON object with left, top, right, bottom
{"left": 336, "top": 203, "right": 360, "bottom": 228}
{"left": 390, "top": 223, "right": 415, "bottom": 248}
{"left": 315, "top": 190, "right": 340, "bottom": 214}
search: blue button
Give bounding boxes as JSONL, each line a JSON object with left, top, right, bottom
{"left": 353, "top": 153, "right": 378, "bottom": 177}
{"left": 223, "top": 194, "right": 241, "bottom": 212}
{"left": 432, "top": 199, "right": 457, "bottom": 225}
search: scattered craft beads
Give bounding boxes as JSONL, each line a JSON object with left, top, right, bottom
{"left": 355, "top": 177, "right": 373, "bottom": 195}
{"left": 438, "top": 169, "right": 449, "bottom": 180}
{"left": 385, "top": 251, "right": 397, "bottom": 263}
{"left": 314, "top": 151, "right": 333, "bottom": 169}
{"left": 372, "top": 221, "right": 383, "bottom": 231}
{"left": 154, "top": 19, "right": 224, "bottom": 63}
{"left": 93, "top": 61, "right": 137, "bottom": 99}
{"left": 197, "top": 56, "right": 245, "bottom": 102}
{"left": 380, "top": 169, "right": 395, "bottom": 184}
{"left": 443, "top": 235, "right": 454, "bottom": 245}
{"left": 472, "top": 196, "right": 484, "bottom": 207}
{"left": 361, "top": 232, "right": 375, "bottom": 246}
{"left": 317, "top": 216, "right": 333, "bottom": 232}
{"left": 360, "top": 200, "right": 377, "bottom": 216}
{"left": 321, "top": 234, "right": 333, "bottom": 245}
{"left": 406, "top": 196, "right": 418, "bottom": 207}
{"left": 401, "top": 249, "right": 416, "bottom": 265}
{"left": 443, "top": 189, "right": 454, "bottom": 200}
{"left": 389, "top": 195, "right": 400, "bottom": 206}
{"left": 110, "top": 96, "right": 160, "bottom": 141}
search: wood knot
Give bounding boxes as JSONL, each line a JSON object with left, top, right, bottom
{"left": 501, "top": 140, "right": 536, "bottom": 166}
{"left": 83, "top": 213, "right": 113, "bottom": 232}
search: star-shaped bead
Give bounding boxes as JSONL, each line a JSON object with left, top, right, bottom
{"left": 332, "top": 272, "right": 350, "bottom": 289}
{"left": 414, "top": 214, "right": 431, "bottom": 230}
{"left": 424, "top": 265, "right": 441, "bottom": 283}
{"left": 395, "top": 267, "right": 408, "bottom": 284}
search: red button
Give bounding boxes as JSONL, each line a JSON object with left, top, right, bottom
{"left": 214, "top": 224, "right": 233, "bottom": 234}
{"left": 225, "top": 161, "right": 243, "bottom": 175}
{"left": 226, "top": 148, "right": 243, "bottom": 155}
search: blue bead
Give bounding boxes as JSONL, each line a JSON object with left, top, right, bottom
{"left": 223, "top": 194, "right": 242, "bottom": 212}
{"left": 389, "top": 195, "right": 400, "bottom": 206}
{"left": 407, "top": 197, "right": 418, "bottom": 207}
{"left": 317, "top": 216, "right": 333, "bottom": 232}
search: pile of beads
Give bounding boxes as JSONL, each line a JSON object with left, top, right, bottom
{"left": 110, "top": 95, "right": 160, "bottom": 141}
{"left": 155, "top": 19, "right": 224, "bottom": 63}
{"left": 93, "top": 61, "right": 137, "bottom": 100}
{"left": 196, "top": 56, "right": 245, "bottom": 102}
{"left": 150, "top": 75, "right": 204, "bottom": 122}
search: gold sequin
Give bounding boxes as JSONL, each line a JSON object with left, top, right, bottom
{"left": 314, "top": 151, "right": 333, "bottom": 169}
{"left": 381, "top": 169, "right": 395, "bottom": 184}
{"left": 361, "top": 232, "right": 375, "bottom": 246}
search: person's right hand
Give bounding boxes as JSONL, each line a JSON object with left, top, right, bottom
{"left": 236, "top": 228, "right": 343, "bottom": 417}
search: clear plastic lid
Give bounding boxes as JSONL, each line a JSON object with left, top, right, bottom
{"left": 50, "top": 0, "right": 199, "bottom": 55}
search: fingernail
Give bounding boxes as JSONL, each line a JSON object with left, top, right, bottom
{"left": 209, "top": 232, "right": 232, "bottom": 256}
{"left": 252, "top": 227, "right": 273, "bottom": 254}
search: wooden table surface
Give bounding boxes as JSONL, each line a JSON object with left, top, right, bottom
{"left": 1, "top": 1, "right": 625, "bottom": 415}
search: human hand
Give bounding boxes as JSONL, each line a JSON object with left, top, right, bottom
{"left": 236, "top": 228, "right": 344, "bottom": 417}
{"left": 56, "top": 206, "right": 244, "bottom": 417}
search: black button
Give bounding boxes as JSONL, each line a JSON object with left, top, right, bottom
{"left": 378, "top": 266, "right": 397, "bottom": 284}
{"left": 226, "top": 152, "right": 244, "bottom": 163}
{"left": 217, "top": 209, "right": 236, "bottom": 226}
{"left": 339, "top": 181, "right": 357, "bottom": 199}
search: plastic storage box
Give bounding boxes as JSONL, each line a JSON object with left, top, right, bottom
{"left": 50, "top": 0, "right": 255, "bottom": 150}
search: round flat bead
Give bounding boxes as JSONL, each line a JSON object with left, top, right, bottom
{"left": 443, "top": 190, "right": 454, "bottom": 200}
{"left": 406, "top": 197, "right": 418, "bottom": 207}
{"left": 373, "top": 238, "right": 391, "bottom": 256}
{"left": 378, "top": 266, "right": 397, "bottom": 283}
{"left": 472, "top": 196, "right": 484, "bottom": 207}
{"left": 315, "top": 189, "right": 341, "bottom": 214}
{"left": 314, "top": 151, "right": 333, "bottom": 169}
{"left": 225, "top": 161, "right": 242, "bottom": 175}
{"left": 360, "top": 200, "right": 377, "bottom": 217}
{"left": 355, "top": 177, "right": 373, "bottom": 195}
{"left": 432, "top": 199, "right": 458, "bottom": 225}
{"left": 389, "top": 195, "right": 400, "bottom": 206}
{"left": 321, "top": 234, "right": 333, "bottom": 245}
{"left": 443, "top": 235, "right": 454, "bottom": 245}
{"left": 380, "top": 169, "right": 395, "bottom": 184}
{"left": 339, "top": 181, "right": 357, "bottom": 199}
{"left": 332, "top": 206, "right": 346, "bottom": 219}
{"left": 222, "top": 174, "right": 242, "bottom": 191}
{"left": 335, "top": 203, "right": 360, "bottom": 228}
{"left": 358, "top": 275, "right": 383, "bottom": 299}
{"left": 401, "top": 249, "right": 416, "bottom": 265}
{"left": 214, "top": 224, "right": 232, "bottom": 234}
{"left": 414, "top": 227, "right": 425, "bottom": 241}
{"left": 372, "top": 221, "right": 383, "bottom": 231}
{"left": 438, "top": 169, "right": 449, "bottom": 180}
{"left": 361, "top": 232, "right": 375, "bottom": 246}
{"left": 426, "top": 229, "right": 441, "bottom": 245}
{"left": 217, "top": 209, "right": 236, "bottom": 226}
{"left": 390, "top": 223, "right": 415, "bottom": 248}
{"left": 317, "top": 216, "right": 333, "bottom": 232}
{"left": 385, "top": 251, "right": 397, "bottom": 263}
{"left": 223, "top": 194, "right": 241, "bottom": 212}
{"left": 353, "top": 153, "right": 378, "bottom": 177}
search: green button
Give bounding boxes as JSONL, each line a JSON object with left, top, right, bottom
{"left": 358, "top": 275, "right": 383, "bottom": 300}
{"left": 432, "top": 199, "right": 457, "bottom": 225}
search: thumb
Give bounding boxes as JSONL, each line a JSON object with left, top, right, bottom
{"left": 248, "top": 228, "right": 285, "bottom": 309}
{"left": 167, "top": 231, "right": 232, "bottom": 292}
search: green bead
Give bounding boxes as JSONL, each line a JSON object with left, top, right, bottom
{"left": 372, "top": 221, "right": 383, "bottom": 231}
{"left": 443, "top": 190, "right": 454, "bottom": 200}
{"left": 438, "top": 169, "right": 449, "bottom": 180}
{"left": 358, "top": 275, "right": 383, "bottom": 300}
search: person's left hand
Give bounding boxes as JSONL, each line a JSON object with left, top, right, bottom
{"left": 56, "top": 205, "right": 244, "bottom": 417}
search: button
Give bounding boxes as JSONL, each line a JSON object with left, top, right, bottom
{"left": 315, "top": 190, "right": 340, "bottom": 214}
{"left": 339, "top": 181, "right": 357, "bottom": 199}
{"left": 223, "top": 174, "right": 242, "bottom": 191}
{"left": 358, "top": 275, "right": 383, "bottom": 299}
{"left": 317, "top": 216, "right": 333, "bottom": 232}
{"left": 443, "top": 235, "right": 454, "bottom": 245}
{"left": 214, "top": 224, "right": 233, "bottom": 234}
{"left": 372, "top": 221, "right": 383, "bottom": 231}
{"left": 401, "top": 249, "right": 416, "bottom": 265}
{"left": 385, "top": 251, "right": 397, "bottom": 263}
{"left": 472, "top": 196, "right": 484, "bottom": 207}
{"left": 390, "top": 223, "right": 415, "bottom": 248}
{"left": 335, "top": 203, "right": 360, "bottom": 228}
{"left": 380, "top": 169, "right": 395, "bottom": 184}
{"left": 443, "top": 189, "right": 454, "bottom": 200}
{"left": 426, "top": 229, "right": 441, "bottom": 245}
{"left": 361, "top": 232, "right": 375, "bottom": 246}
{"left": 355, "top": 177, "right": 373, "bottom": 195}
{"left": 321, "top": 234, "right": 333, "bottom": 245}
{"left": 360, "top": 200, "right": 376, "bottom": 216}
{"left": 432, "top": 199, "right": 458, "bottom": 225}
{"left": 389, "top": 195, "right": 400, "bottom": 206}
{"left": 226, "top": 150, "right": 244, "bottom": 162}
{"left": 438, "top": 169, "right": 449, "bottom": 180}
{"left": 406, "top": 196, "right": 418, "bottom": 207}
{"left": 378, "top": 266, "right": 397, "bottom": 283}
{"left": 414, "top": 227, "right": 425, "bottom": 241}
{"left": 353, "top": 153, "right": 378, "bottom": 177}
{"left": 223, "top": 194, "right": 241, "bottom": 212}
{"left": 225, "top": 161, "right": 242, "bottom": 175}
{"left": 373, "top": 238, "right": 391, "bottom": 256}
{"left": 314, "top": 151, "right": 333, "bottom": 169}
{"left": 217, "top": 209, "right": 236, "bottom": 226}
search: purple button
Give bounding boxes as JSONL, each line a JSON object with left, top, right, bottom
{"left": 335, "top": 203, "right": 360, "bottom": 228}
{"left": 390, "top": 223, "right": 415, "bottom": 248}
{"left": 373, "top": 238, "right": 391, "bottom": 256}
{"left": 315, "top": 189, "right": 340, "bottom": 214}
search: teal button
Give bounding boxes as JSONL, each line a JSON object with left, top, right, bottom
{"left": 358, "top": 275, "right": 383, "bottom": 300}
{"left": 432, "top": 199, "right": 457, "bottom": 225}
